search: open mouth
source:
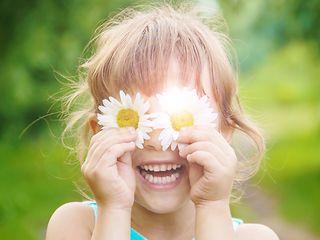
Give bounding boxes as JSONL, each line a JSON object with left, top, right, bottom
{"left": 137, "top": 164, "right": 184, "bottom": 185}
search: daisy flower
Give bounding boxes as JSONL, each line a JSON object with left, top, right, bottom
{"left": 97, "top": 90, "right": 153, "bottom": 149}
{"left": 152, "top": 88, "right": 218, "bottom": 151}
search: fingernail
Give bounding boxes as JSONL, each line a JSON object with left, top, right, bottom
{"left": 128, "top": 127, "right": 136, "bottom": 134}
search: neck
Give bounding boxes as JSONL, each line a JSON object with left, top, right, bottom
{"left": 131, "top": 200, "right": 196, "bottom": 240}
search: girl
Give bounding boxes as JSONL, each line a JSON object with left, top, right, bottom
{"left": 46, "top": 4, "right": 279, "bottom": 240}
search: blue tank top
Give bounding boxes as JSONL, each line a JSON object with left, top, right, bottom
{"left": 84, "top": 201, "right": 243, "bottom": 239}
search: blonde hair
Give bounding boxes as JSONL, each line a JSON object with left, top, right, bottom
{"left": 60, "top": 3, "right": 265, "bottom": 201}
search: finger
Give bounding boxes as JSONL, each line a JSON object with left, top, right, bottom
{"left": 179, "top": 141, "right": 234, "bottom": 168}
{"left": 192, "top": 125, "right": 223, "bottom": 140}
{"left": 94, "top": 142, "right": 136, "bottom": 170}
{"left": 186, "top": 150, "right": 222, "bottom": 174}
{"left": 193, "top": 126, "right": 233, "bottom": 150}
{"left": 88, "top": 127, "right": 116, "bottom": 148}
{"left": 177, "top": 127, "right": 218, "bottom": 144}
{"left": 192, "top": 124, "right": 217, "bottom": 132}
{"left": 177, "top": 127, "right": 232, "bottom": 153}
{"left": 84, "top": 128, "right": 137, "bottom": 168}
{"left": 180, "top": 140, "right": 223, "bottom": 160}
{"left": 84, "top": 140, "right": 136, "bottom": 173}
{"left": 89, "top": 127, "right": 136, "bottom": 149}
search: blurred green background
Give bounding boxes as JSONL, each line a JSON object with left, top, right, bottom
{"left": 0, "top": 0, "right": 319, "bottom": 239}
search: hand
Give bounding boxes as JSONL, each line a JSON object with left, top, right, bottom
{"left": 177, "top": 125, "right": 237, "bottom": 206}
{"left": 81, "top": 127, "right": 137, "bottom": 210}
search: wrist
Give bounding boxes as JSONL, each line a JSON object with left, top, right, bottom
{"left": 97, "top": 201, "right": 133, "bottom": 214}
{"left": 195, "top": 200, "right": 234, "bottom": 240}
{"left": 195, "top": 199, "right": 230, "bottom": 211}
{"left": 195, "top": 199, "right": 232, "bottom": 220}
{"left": 92, "top": 201, "right": 132, "bottom": 240}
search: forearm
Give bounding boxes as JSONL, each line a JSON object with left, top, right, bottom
{"left": 195, "top": 200, "right": 235, "bottom": 240}
{"left": 91, "top": 206, "right": 131, "bottom": 240}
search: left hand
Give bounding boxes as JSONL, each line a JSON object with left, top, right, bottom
{"left": 177, "top": 125, "right": 237, "bottom": 207}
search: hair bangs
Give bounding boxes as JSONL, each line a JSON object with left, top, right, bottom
{"left": 86, "top": 8, "right": 209, "bottom": 107}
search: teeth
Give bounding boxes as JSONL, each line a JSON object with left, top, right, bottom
{"left": 143, "top": 172, "right": 180, "bottom": 185}
{"left": 140, "top": 164, "right": 181, "bottom": 172}
{"left": 160, "top": 164, "right": 167, "bottom": 171}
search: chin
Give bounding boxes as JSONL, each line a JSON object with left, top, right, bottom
{"left": 133, "top": 179, "right": 191, "bottom": 214}
{"left": 135, "top": 193, "right": 191, "bottom": 214}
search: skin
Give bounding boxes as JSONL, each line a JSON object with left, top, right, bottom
{"left": 46, "top": 60, "right": 279, "bottom": 240}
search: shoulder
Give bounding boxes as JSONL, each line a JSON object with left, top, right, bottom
{"left": 235, "top": 223, "right": 279, "bottom": 240}
{"left": 46, "top": 201, "right": 95, "bottom": 240}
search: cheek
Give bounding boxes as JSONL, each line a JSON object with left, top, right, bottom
{"left": 131, "top": 150, "right": 140, "bottom": 168}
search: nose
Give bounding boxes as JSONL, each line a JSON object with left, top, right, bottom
{"left": 143, "top": 129, "right": 163, "bottom": 151}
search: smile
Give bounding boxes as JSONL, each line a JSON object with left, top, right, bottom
{"left": 137, "top": 163, "right": 185, "bottom": 190}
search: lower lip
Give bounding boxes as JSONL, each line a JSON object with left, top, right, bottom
{"left": 136, "top": 166, "right": 185, "bottom": 191}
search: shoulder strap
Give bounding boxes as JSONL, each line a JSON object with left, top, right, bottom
{"left": 84, "top": 201, "right": 147, "bottom": 239}
{"left": 84, "top": 200, "right": 98, "bottom": 218}
{"left": 232, "top": 217, "right": 244, "bottom": 230}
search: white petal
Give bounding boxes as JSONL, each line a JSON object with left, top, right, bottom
{"left": 97, "top": 114, "right": 115, "bottom": 123}
{"left": 139, "top": 120, "right": 154, "bottom": 128}
{"left": 158, "top": 128, "right": 171, "bottom": 141}
{"left": 140, "top": 101, "right": 150, "bottom": 115}
{"left": 120, "top": 90, "right": 127, "bottom": 105}
{"left": 120, "top": 91, "right": 132, "bottom": 108}
{"left": 109, "top": 96, "right": 122, "bottom": 108}
{"left": 136, "top": 142, "right": 144, "bottom": 149}
{"left": 134, "top": 92, "right": 142, "bottom": 106}
{"left": 139, "top": 126, "right": 153, "bottom": 133}
{"left": 126, "top": 94, "right": 133, "bottom": 108}
{"left": 160, "top": 131, "right": 173, "bottom": 146}
{"left": 135, "top": 131, "right": 144, "bottom": 146}
{"left": 172, "top": 130, "right": 179, "bottom": 140}
{"left": 100, "top": 122, "right": 118, "bottom": 128}
{"left": 102, "top": 99, "right": 110, "bottom": 106}
{"left": 170, "top": 141, "right": 178, "bottom": 151}
{"left": 162, "top": 137, "right": 172, "bottom": 151}
{"left": 98, "top": 105, "right": 109, "bottom": 113}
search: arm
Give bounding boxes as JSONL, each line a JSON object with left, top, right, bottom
{"left": 91, "top": 205, "right": 131, "bottom": 240}
{"left": 235, "top": 224, "right": 280, "bottom": 240}
{"left": 47, "top": 128, "right": 137, "bottom": 239}
{"left": 195, "top": 201, "right": 235, "bottom": 240}
{"left": 178, "top": 127, "right": 279, "bottom": 239}
{"left": 195, "top": 201, "right": 280, "bottom": 240}
{"left": 46, "top": 202, "right": 94, "bottom": 240}
{"left": 46, "top": 202, "right": 132, "bottom": 240}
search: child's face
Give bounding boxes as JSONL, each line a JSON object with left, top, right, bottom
{"left": 130, "top": 58, "right": 220, "bottom": 213}
{"left": 132, "top": 95, "right": 192, "bottom": 213}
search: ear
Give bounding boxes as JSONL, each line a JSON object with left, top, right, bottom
{"left": 89, "top": 117, "right": 100, "bottom": 134}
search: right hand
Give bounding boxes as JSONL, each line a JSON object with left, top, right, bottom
{"left": 81, "top": 127, "right": 137, "bottom": 210}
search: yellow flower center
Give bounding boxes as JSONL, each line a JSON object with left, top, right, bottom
{"left": 117, "top": 108, "right": 139, "bottom": 129}
{"left": 170, "top": 110, "right": 194, "bottom": 131}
